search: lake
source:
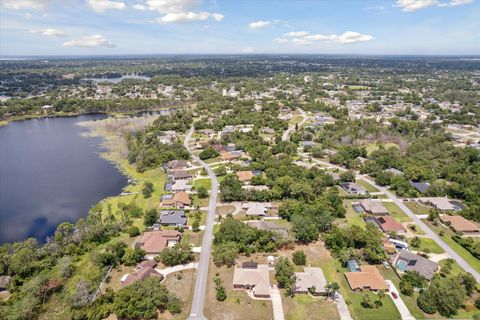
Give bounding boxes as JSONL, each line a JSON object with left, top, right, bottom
{"left": 82, "top": 74, "right": 151, "bottom": 84}
{"left": 0, "top": 114, "right": 128, "bottom": 244}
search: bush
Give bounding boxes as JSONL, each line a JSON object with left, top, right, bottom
{"left": 128, "top": 226, "right": 140, "bottom": 237}
{"left": 159, "top": 242, "right": 193, "bottom": 267}
{"left": 199, "top": 146, "right": 219, "bottom": 160}
{"left": 122, "top": 248, "right": 145, "bottom": 266}
{"left": 292, "top": 250, "right": 306, "bottom": 266}
{"left": 197, "top": 186, "right": 209, "bottom": 198}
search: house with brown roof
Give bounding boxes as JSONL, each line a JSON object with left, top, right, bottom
{"left": 233, "top": 264, "right": 271, "bottom": 298}
{"left": 135, "top": 230, "right": 181, "bottom": 255}
{"left": 344, "top": 266, "right": 388, "bottom": 292}
{"left": 377, "top": 216, "right": 406, "bottom": 234}
{"left": 161, "top": 191, "right": 191, "bottom": 209}
{"left": 418, "top": 197, "right": 457, "bottom": 211}
{"left": 294, "top": 267, "right": 327, "bottom": 295}
{"left": 439, "top": 215, "right": 480, "bottom": 235}
{"left": 172, "top": 170, "right": 192, "bottom": 180}
{"left": 236, "top": 171, "right": 254, "bottom": 184}
{"left": 359, "top": 199, "right": 388, "bottom": 215}
{"left": 166, "top": 160, "right": 188, "bottom": 170}
{"left": 121, "top": 260, "right": 162, "bottom": 287}
{"left": 220, "top": 151, "right": 240, "bottom": 162}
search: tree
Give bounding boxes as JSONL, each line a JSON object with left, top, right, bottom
{"left": 292, "top": 250, "right": 306, "bottom": 266}
{"left": 144, "top": 208, "right": 158, "bottom": 227}
{"left": 339, "top": 170, "right": 356, "bottom": 182}
{"left": 122, "top": 248, "right": 145, "bottom": 266}
{"left": 325, "top": 282, "right": 340, "bottom": 299}
{"left": 192, "top": 219, "right": 200, "bottom": 232}
{"left": 113, "top": 278, "right": 181, "bottom": 319}
{"left": 361, "top": 293, "right": 374, "bottom": 308}
{"left": 410, "top": 236, "right": 421, "bottom": 248}
{"left": 197, "top": 185, "right": 209, "bottom": 198}
{"left": 213, "top": 242, "right": 239, "bottom": 266}
{"left": 291, "top": 214, "right": 318, "bottom": 243}
{"left": 142, "top": 181, "right": 154, "bottom": 198}
{"left": 128, "top": 226, "right": 140, "bottom": 237}
{"left": 199, "top": 146, "right": 219, "bottom": 160}
{"left": 159, "top": 242, "right": 193, "bottom": 267}
{"left": 275, "top": 257, "right": 295, "bottom": 295}
{"left": 417, "top": 276, "right": 466, "bottom": 317}
{"left": 215, "top": 165, "right": 227, "bottom": 176}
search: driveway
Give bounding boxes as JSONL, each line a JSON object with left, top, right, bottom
{"left": 336, "top": 293, "right": 353, "bottom": 320}
{"left": 156, "top": 262, "right": 198, "bottom": 277}
{"left": 269, "top": 286, "right": 285, "bottom": 320}
{"left": 386, "top": 280, "right": 415, "bottom": 320}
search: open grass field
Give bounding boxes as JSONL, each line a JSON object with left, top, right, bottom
{"left": 355, "top": 179, "right": 379, "bottom": 193}
{"left": 162, "top": 269, "right": 197, "bottom": 320}
{"left": 194, "top": 178, "right": 211, "bottom": 190}
{"left": 383, "top": 202, "right": 411, "bottom": 223}
{"left": 409, "top": 237, "right": 444, "bottom": 254}
{"left": 204, "top": 263, "right": 273, "bottom": 320}
{"left": 365, "top": 142, "right": 399, "bottom": 156}
{"left": 283, "top": 294, "right": 339, "bottom": 320}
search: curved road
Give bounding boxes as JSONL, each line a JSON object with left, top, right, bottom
{"left": 184, "top": 126, "right": 219, "bottom": 320}
{"left": 302, "top": 154, "right": 480, "bottom": 282}
{"left": 281, "top": 108, "right": 307, "bottom": 141}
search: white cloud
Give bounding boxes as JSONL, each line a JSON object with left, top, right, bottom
{"left": 30, "top": 28, "right": 66, "bottom": 37}
{"left": 241, "top": 47, "right": 255, "bottom": 53}
{"left": 86, "top": 0, "right": 126, "bottom": 13}
{"left": 290, "top": 31, "right": 374, "bottom": 45}
{"left": 273, "top": 37, "right": 288, "bottom": 44}
{"left": 284, "top": 31, "right": 309, "bottom": 37}
{"left": 62, "top": 35, "right": 115, "bottom": 48}
{"left": 132, "top": 3, "right": 149, "bottom": 11}
{"left": 24, "top": 12, "right": 32, "bottom": 19}
{"left": 395, "top": 0, "right": 474, "bottom": 11}
{"left": 143, "top": 0, "right": 223, "bottom": 23}
{"left": 3, "top": 0, "right": 50, "bottom": 10}
{"left": 249, "top": 20, "right": 272, "bottom": 29}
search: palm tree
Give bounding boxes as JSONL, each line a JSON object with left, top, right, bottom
{"left": 325, "top": 282, "right": 340, "bottom": 300}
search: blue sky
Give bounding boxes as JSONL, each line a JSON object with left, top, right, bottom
{"left": 0, "top": 0, "right": 479, "bottom": 56}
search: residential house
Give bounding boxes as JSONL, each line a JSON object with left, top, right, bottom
{"left": 242, "top": 202, "right": 272, "bottom": 216}
{"left": 159, "top": 210, "right": 187, "bottom": 226}
{"left": 384, "top": 168, "right": 403, "bottom": 176}
{"left": 161, "top": 191, "right": 191, "bottom": 209}
{"left": 417, "top": 197, "right": 457, "bottom": 211}
{"left": 172, "top": 170, "right": 192, "bottom": 180}
{"left": 439, "top": 215, "right": 480, "bottom": 235}
{"left": 393, "top": 251, "right": 438, "bottom": 279}
{"left": 410, "top": 182, "right": 430, "bottom": 194}
{"left": 121, "top": 260, "right": 162, "bottom": 287}
{"left": 344, "top": 266, "right": 389, "bottom": 292}
{"left": 373, "top": 216, "right": 406, "bottom": 234}
{"left": 246, "top": 221, "right": 288, "bottom": 238}
{"left": 233, "top": 263, "right": 271, "bottom": 298}
{"left": 340, "top": 182, "right": 368, "bottom": 196}
{"left": 236, "top": 171, "right": 254, "bottom": 184}
{"left": 294, "top": 267, "right": 327, "bottom": 295}
{"left": 135, "top": 230, "right": 181, "bottom": 255}
{"left": 359, "top": 199, "right": 388, "bottom": 215}
{"left": 166, "top": 160, "right": 188, "bottom": 170}
{"left": 171, "top": 180, "right": 192, "bottom": 192}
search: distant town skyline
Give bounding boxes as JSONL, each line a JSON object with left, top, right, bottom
{"left": 1, "top": 0, "right": 479, "bottom": 56}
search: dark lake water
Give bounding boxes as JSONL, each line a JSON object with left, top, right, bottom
{"left": 0, "top": 114, "right": 128, "bottom": 244}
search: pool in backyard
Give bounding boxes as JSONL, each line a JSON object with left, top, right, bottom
{"left": 396, "top": 260, "right": 408, "bottom": 272}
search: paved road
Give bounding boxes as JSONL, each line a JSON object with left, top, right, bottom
{"left": 386, "top": 280, "right": 415, "bottom": 320}
{"left": 281, "top": 108, "right": 307, "bottom": 141}
{"left": 302, "top": 154, "right": 480, "bottom": 282}
{"left": 185, "top": 126, "right": 219, "bottom": 320}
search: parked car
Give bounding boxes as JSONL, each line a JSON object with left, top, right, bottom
{"left": 392, "top": 292, "right": 398, "bottom": 299}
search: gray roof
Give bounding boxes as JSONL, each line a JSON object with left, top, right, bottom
{"left": 395, "top": 251, "right": 438, "bottom": 279}
{"left": 294, "top": 267, "right": 327, "bottom": 294}
{"left": 410, "top": 182, "right": 430, "bottom": 194}
{"left": 0, "top": 276, "right": 11, "bottom": 289}
{"left": 385, "top": 168, "right": 403, "bottom": 176}
{"left": 159, "top": 210, "right": 187, "bottom": 225}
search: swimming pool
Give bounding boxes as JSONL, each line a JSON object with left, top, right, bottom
{"left": 396, "top": 260, "right": 408, "bottom": 272}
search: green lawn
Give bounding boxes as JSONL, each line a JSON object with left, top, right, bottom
{"left": 403, "top": 201, "right": 432, "bottom": 215}
{"left": 284, "top": 294, "right": 340, "bottom": 320}
{"left": 356, "top": 179, "right": 379, "bottom": 193}
{"left": 409, "top": 238, "right": 444, "bottom": 254}
{"left": 383, "top": 202, "right": 411, "bottom": 223}
{"left": 365, "top": 142, "right": 399, "bottom": 156}
{"left": 194, "top": 178, "right": 211, "bottom": 190}
{"left": 342, "top": 200, "right": 366, "bottom": 228}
